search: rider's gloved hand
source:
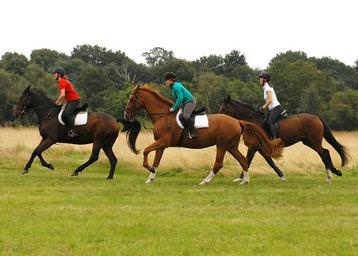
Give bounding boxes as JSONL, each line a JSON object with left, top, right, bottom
{"left": 169, "top": 108, "right": 175, "bottom": 112}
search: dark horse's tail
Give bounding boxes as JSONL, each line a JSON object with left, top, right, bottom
{"left": 320, "top": 118, "right": 349, "bottom": 166}
{"left": 118, "top": 118, "right": 141, "bottom": 154}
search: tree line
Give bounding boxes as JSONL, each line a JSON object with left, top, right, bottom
{"left": 0, "top": 45, "right": 357, "bottom": 130}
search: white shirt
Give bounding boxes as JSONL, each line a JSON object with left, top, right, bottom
{"left": 263, "top": 82, "right": 280, "bottom": 110}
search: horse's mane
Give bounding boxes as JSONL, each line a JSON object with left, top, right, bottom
{"left": 30, "top": 88, "right": 56, "bottom": 105}
{"left": 229, "top": 98, "right": 264, "bottom": 117}
{"left": 139, "top": 85, "right": 173, "bottom": 106}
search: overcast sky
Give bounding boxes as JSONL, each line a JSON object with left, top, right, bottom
{"left": 1, "top": 0, "right": 357, "bottom": 69}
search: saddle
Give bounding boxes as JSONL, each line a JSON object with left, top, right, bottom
{"left": 58, "top": 103, "right": 89, "bottom": 126}
{"left": 176, "top": 107, "right": 209, "bottom": 129}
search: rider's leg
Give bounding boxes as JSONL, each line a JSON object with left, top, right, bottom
{"left": 267, "top": 107, "right": 281, "bottom": 139}
{"left": 183, "top": 100, "right": 198, "bottom": 138}
{"left": 63, "top": 100, "right": 80, "bottom": 137}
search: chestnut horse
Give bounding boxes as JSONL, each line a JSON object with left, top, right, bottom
{"left": 121, "top": 85, "right": 283, "bottom": 185}
{"left": 219, "top": 96, "right": 349, "bottom": 182}
{"left": 14, "top": 86, "right": 119, "bottom": 179}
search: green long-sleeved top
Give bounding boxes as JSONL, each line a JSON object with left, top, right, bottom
{"left": 171, "top": 82, "right": 194, "bottom": 111}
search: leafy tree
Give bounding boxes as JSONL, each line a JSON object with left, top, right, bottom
{"left": 268, "top": 59, "right": 336, "bottom": 114}
{"left": 142, "top": 47, "right": 174, "bottom": 67}
{"left": 269, "top": 51, "right": 308, "bottom": 66}
{"left": 193, "top": 72, "right": 229, "bottom": 113}
{"left": 195, "top": 55, "right": 224, "bottom": 74}
{"left": 30, "top": 49, "right": 67, "bottom": 72}
{"left": 1, "top": 52, "right": 29, "bottom": 75}
{"left": 310, "top": 56, "right": 358, "bottom": 89}
{"left": 72, "top": 44, "right": 127, "bottom": 66}
{"left": 325, "top": 89, "right": 358, "bottom": 130}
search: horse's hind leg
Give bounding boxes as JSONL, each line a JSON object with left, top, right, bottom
{"left": 302, "top": 140, "right": 342, "bottom": 183}
{"left": 23, "top": 138, "right": 55, "bottom": 175}
{"left": 200, "top": 146, "right": 226, "bottom": 185}
{"left": 38, "top": 154, "right": 54, "bottom": 170}
{"left": 259, "top": 150, "right": 285, "bottom": 180}
{"left": 71, "top": 141, "right": 101, "bottom": 177}
{"left": 102, "top": 141, "right": 118, "bottom": 180}
{"left": 228, "top": 147, "right": 249, "bottom": 185}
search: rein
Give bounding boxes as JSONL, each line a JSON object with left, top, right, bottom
{"left": 33, "top": 105, "right": 60, "bottom": 110}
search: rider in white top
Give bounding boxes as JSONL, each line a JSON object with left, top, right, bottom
{"left": 259, "top": 71, "right": 283, "bottom": 139}
{"left": 263, "top": 82, "right": 280, "bottom": 110}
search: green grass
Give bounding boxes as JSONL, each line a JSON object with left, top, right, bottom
{"left": 0, "top": 155, "right": 358, "bottom": 256}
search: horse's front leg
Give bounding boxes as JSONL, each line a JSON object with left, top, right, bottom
{"left": 23, "top": 138, "right": 55, "bottom": 175}
{"left": 143, "top": 139, "right": 167, "bottom": 184}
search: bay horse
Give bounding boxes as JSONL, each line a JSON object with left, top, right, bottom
{"left": 218, "top": 95, "right": 349, "bottom": 182}
{"left": 121, "top": 85, "right": 283, "bottom": 185}
{"left": 14, "top": 86, "right": 119, "bottom": 179}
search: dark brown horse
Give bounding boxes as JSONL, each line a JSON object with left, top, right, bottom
{"left": 14, "top": 86, "right": 119, "bottom": 179}
{"left": 121, "top": 85, "right": 283, "bottom": 184}
{"left": 219, "top": 96, "right": 349, "bottom": 182}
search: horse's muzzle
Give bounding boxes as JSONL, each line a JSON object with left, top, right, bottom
{"left": 13, "top": 107, "right": 25, "bottom": 118}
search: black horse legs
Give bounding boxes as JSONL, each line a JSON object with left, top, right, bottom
{"left": 71, "top": 141, "right": 101, "bottom": 176}
{"left": 23, "top": 138, "right": 55, "bottom": 174}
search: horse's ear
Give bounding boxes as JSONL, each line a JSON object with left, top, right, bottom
{"left": 224, "top": 95, "right": 231, "bottom": 103}
{"left": 24, "top": 85, "right": 31, "bottom": 94}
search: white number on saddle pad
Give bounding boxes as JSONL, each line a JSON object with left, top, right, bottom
{"left": 176, "top": 109, "right": 209, "bottom": 129}
{"left": 58, "top": 105, "right": 88, "bottom": 126}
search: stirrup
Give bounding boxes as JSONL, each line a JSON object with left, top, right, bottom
{"left": 67, "top": 129, "right": 78, "bottom": 138}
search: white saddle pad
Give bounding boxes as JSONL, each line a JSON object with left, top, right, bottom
{"left": 176, "top": 109, "right": 209, "bottom": 129}
{"left": 58, "top": 105, "right": 88, "bottom": 126}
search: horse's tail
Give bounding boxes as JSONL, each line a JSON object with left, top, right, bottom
{"left": 320, "top": 118, "right": 349, "bottom": 166}
{"left": 118, "top": 118, "right": 141, "bottom": 154}
{"left": 239, "top": 120, "right": 284, "bottom": 159}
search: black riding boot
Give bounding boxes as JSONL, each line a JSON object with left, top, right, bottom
{"left": 268, "top": 124, "right": 277, "bottom": 139}
{"left": 67, "top": 116, "right": 78, "bottom": 138}
{"left": 184, "top": 119, "right": 198, "bottom": 139}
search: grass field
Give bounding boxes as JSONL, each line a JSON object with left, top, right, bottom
{"left": 1, "top": 128, "right": 358, "bottom": 255}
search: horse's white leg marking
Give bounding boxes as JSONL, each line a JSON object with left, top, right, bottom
{"left": 199, "top": 171, "right": 215, "bottom": 185}
{"left": 145, "top": 169, "right": 156, "bottom": 184}
{"left": 239, "top": 171, "right": 249, "bottom": 185}
{"left": 326, "top": 169, "right": 333, "bottom": 184}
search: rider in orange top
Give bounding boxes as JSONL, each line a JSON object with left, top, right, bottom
{"left": 52, "top": 67, "right": 80, "bottom": 138}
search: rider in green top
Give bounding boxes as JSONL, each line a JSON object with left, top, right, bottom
{"left": 164, "top": 72, "right": 198, "bottom": 139}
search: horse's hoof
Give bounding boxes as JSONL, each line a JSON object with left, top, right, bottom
{"left": 71, "top": 171, "right": 79, "bottom": 176}
{"left": 199, "top": 180, "right": 208, "bottom": 185}
{"left": 145, "top": 178, "right": 154, "bottom": 184}
{"left": 22, "top": 169, "right": 29, "bottom": 175}
{"left": 233, "top": 177, "right": 243, "bottom": 183}
{"left": 47, "top": 164, "right": 54, "bottom": 170}
{"left": 106, "top": 176, "right": 113, "bottom": 180}
{"left": 326, "top": 178, "right": 332, "bottom": 184}
{"left": 280, "top": 175, "right": 286, "bottom": 182}
{"left": 239, "top": 180, "right": 249, "bottom": 185}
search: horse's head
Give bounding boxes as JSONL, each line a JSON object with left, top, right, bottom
{"left": 122, "top": 85, "right": 143, "bottom": 154}
{"left": 14, "top": 86, "right": 33, "bottom": 118}
{"left": 124, "top": 85, "right": 143, "bottom": 122}
{"left": 218, "top": 95, "right": 236, "bottom": 117}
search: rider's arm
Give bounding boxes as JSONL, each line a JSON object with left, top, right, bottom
{"left": 55, "top": 89, "right": 65, "bottom": 105}
{"left": 172, "top": 87, "right": 184, "bottom": 111}
{"left": 262, "top": 91, "right": 273, "bottom": 109}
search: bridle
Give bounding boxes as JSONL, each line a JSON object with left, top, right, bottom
{"left": 125, "top": 87, "right": 171, "bottom": 121}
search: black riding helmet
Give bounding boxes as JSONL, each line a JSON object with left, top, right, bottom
{"left": 52, "top": 67, "right": 65, "bottom": 76}
{"left": 164, "top": 72, "right": 176, "bottom": 81}
{"left": 259, "top": 71, "right": 271, "bottom": 82}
